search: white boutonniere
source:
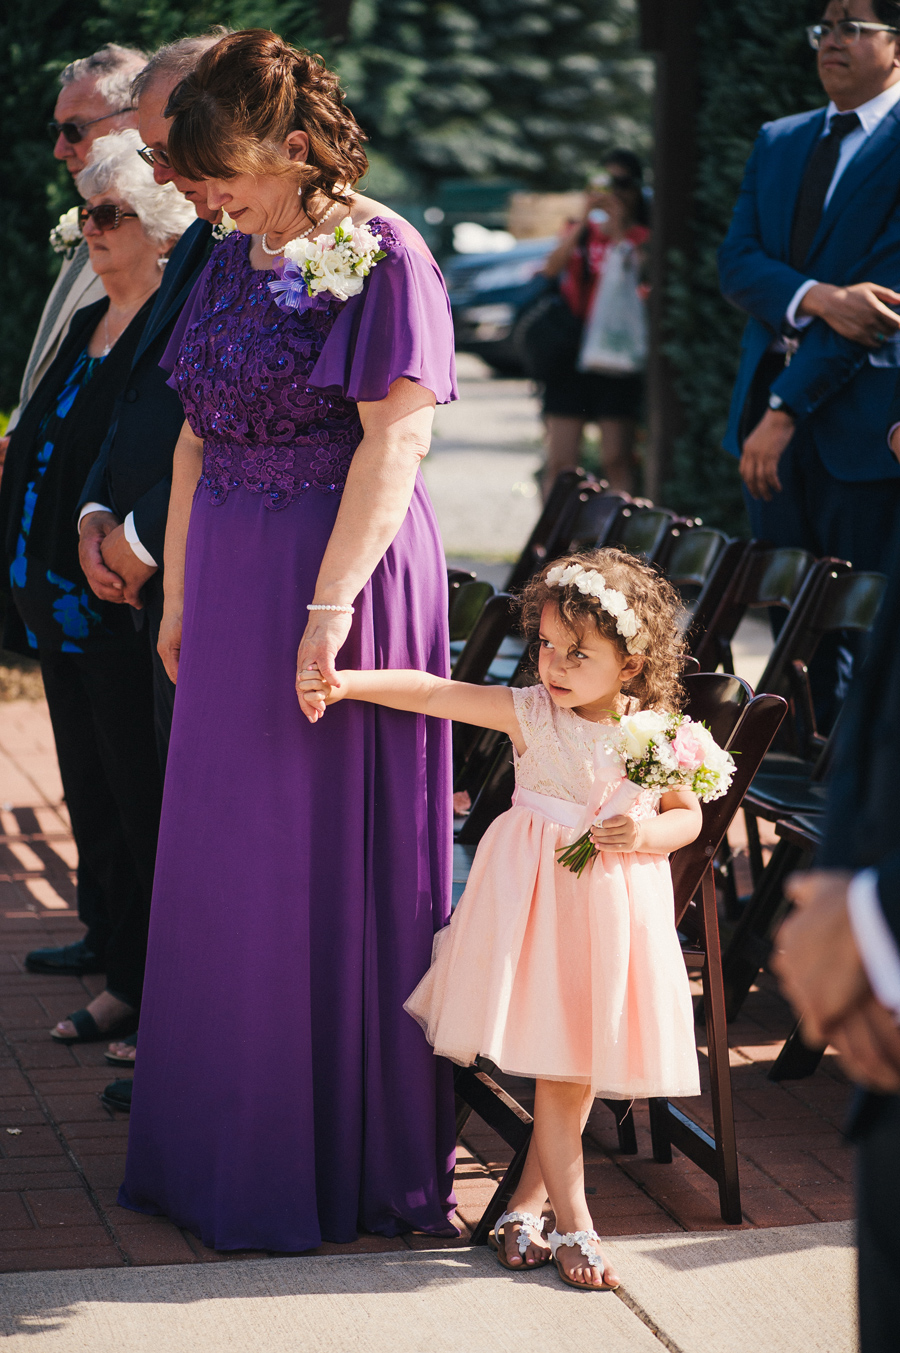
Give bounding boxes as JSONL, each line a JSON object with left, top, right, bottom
{"left": 211, "top": 211, "right": 237, "bottom": 242}
{"left": 268, "top": 218, "right": 387, "bottom": 313}
{"left": 49, "top": 206, "right": 82, "bottom": 258}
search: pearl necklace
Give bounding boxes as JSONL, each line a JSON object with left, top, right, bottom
{"left": 259, "top": 199, "right": 342, "bottom": 257}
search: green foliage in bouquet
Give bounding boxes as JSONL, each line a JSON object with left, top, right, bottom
{"left": 660, "top": 0, "right": 823, "bottom": 533}
{"left": 0, "top": 0, "right": 323, "bottom": 409}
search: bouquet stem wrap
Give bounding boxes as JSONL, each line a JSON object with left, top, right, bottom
{"left": 556, "top": 742, "right": 642, "bottom": 878}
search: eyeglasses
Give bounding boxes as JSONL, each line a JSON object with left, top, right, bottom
{"left": 48, "top": 109, "right": 133, "bottom": 145}
{"left": 136, "top": 145, "right": 171, "bottom": 169}
{"left": 807, "top": 19, "right": 900, "bottom": 49}
{"left": 79, "top": 204, "right": 139, "bottom": 233}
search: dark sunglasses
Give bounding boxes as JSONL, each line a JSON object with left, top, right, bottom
{"left": 48, "top": 109, "right": 132, "bottom": 145}
{"left": 79, "top": 204, "right": 139, "bottom": 232}
{"left": 136, "top": 145, "right": 171, "bottom": 169}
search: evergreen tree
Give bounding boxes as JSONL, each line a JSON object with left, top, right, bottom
{"left": 660, "top": 0, "right": 823, "bottom": 531}
{"left": 0, "top": 0, "right": 322, "bottom": 409}
{"left": 342, "top": 0, "right": 652, "bottom": 194}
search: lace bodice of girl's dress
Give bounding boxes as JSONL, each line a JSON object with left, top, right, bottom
{"left": 171, "top": 217, "right": 457, "bottom": 511}
{"left": 511, "top": 684, "right": 660, "bottom": 821}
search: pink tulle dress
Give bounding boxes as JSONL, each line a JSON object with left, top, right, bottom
{"left": 405, "top": 684, "right": 701, "bottom": 1098}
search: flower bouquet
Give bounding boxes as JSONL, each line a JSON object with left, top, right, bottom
{"left": 50, "top": 206, "right": 82, "bottom": 258}
{"left": 556, "top": 711, "right": 736, "bottom": 877}
{"left": 269, "top": 218, "right": 386, "bottom": 313}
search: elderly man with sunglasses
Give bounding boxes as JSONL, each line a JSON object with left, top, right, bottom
{"left": 2, "top": 45, "right": 145, "bottom": 449}
{"left": 719, "top": 0, "right": 900, "bottom": 725}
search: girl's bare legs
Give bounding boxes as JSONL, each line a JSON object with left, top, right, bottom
{"left": 529, "top": 1079, "right": 620, "bottom": 1288}
{"left": 543, "top": 415, "right": 585, "bottom": 500}
{"left": 598, "top": 417, "right": 637, "bottom": 494}
{"left": 499, "top": 1132, "right": 553, "bottom": 1267}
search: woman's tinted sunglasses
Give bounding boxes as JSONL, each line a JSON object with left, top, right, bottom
{"left": 79, "top": 204, "right": 139, "bottom": 232}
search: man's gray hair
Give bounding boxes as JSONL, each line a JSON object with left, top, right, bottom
{"left": 131, "top": 29, "right": 231, "bottom": 103}
{"left": 76, "top": 129, "right": 196, "bottom": 246}
{"left": 60, "top": 43, "right": 147, "bottom": 111}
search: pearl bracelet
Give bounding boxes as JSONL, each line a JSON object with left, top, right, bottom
{"left": 307, "top": 603, "right": 355, "bottom": 614}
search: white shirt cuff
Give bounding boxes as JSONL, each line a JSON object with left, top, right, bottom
{"left": 78, "top": 501, "right": 115, "bottom": 529}
{"left": 124, "top": 512, "right": 158, "bottom": 568}
{"left": 847, "top": 868, "right": 900, "bottom": 1018}
{"left": 785, "top": 278, "right": 819, "bottom": 330}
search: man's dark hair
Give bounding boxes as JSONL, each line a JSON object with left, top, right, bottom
{"left": 131, "top": 29, "right": 232, "bottom": 102}
{"left": 872, "top": 1, "right": 900, "bottom": 28}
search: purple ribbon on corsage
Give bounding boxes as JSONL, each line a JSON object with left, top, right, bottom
{"left": 267, "top": 260, "right": 331, "bottom": 315}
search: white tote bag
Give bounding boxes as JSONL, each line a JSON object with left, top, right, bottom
{"left": 577, "top": 240, "right": 648, "bottom": 375}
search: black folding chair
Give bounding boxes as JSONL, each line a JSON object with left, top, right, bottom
{"left": 504, "top": 469, "right": 594, "bottom": 593}
{"left": 692, "top": 544, "right": 818, "bottom": 674}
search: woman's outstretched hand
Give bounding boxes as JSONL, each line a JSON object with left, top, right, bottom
{"left": 296, "top": 611, "right": 353, "bottom": 718}
{"left": 158, "top": 608, "right": 183, "bottom": 684}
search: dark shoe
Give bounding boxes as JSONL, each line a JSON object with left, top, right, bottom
{"left": 104, "top": 1031, "right": 137, "bottom": 1067}
{"left": 100, "top": 1079, "right": 132, "bottom": 1113}
{"left": 50, "top": 1006, "right": 139, "bottom": 1045}
{"left": 25, "top": 940, "right": 105, "bottom": 976}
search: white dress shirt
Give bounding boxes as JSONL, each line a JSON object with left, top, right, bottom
{"left": 78, "top": 502, "right": 158, "bottom": 568}
{"left": 785, "top": 80, "right": 900, "bottom": 328}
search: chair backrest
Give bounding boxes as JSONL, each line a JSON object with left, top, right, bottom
{"left": 456, "top": 738, "right": 516, "bottom": 845}
{"left": 685, "top": 538, "right": 754, "bottom": 659}
{"left": 671, "top": 689, "right": 787, "bottom": 928}
{"left": 692, "top": 544, "right": 818, "bottom": 672}
{"left": 451, "top": 592, "right": 518, "bottom": 684}
{"left": 606, "top": 505, "right": 680, "bottom": 564}
{"left": 756, "top": 565, "right": 886, "bottom": 700}
{"left": 665, "top": 528, "right": 729, "bottom": 604}
{"left": 504, "top": 469, "right": 591, "bottom": 592}
{"left": 562, "top": 489, "right": 632, "bottom": 555}
{"left": 448, "top": 580, "right": 496, "bottom": 643}
{"left": 681, "top": 671, "right": 752, "bottom": 748}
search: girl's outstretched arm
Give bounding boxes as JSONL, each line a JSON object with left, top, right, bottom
{"left": 298, "top": 667, "right": 526, "bottom": 753}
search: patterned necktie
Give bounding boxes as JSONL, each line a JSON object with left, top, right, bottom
{"left": 20, "top": 242, "right": 90, "bottom": 402}
{"left": 789, "top": 111, "right": 861, "bottom": 269}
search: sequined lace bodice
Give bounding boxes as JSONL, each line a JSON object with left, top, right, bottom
{"left": 512, "top": 685, "right": 660, "bottom": 819}
{"left": 174, "top": 220, "right": 401, "bottom": 510}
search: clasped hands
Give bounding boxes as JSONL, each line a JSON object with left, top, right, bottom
{"left": 78, "top": 511, "right": 157, "bottom": 609}
{"left": 774, "top": 871, "right": 900, "bottom": 1094}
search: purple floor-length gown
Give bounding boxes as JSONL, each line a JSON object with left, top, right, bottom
{"left": 119, "top": 219, "right": 459, "bottom": 1251}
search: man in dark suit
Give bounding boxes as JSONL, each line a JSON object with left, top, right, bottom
{"left": 24, "top": 36, "right": 222, "bottom": 991}
{"left": 719, "top": 0, "right": 900, "bottom": 717}
{"left": 775, "top": 522, "right": 900, "bottom": 1352}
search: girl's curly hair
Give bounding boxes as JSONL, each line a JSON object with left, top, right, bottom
{"left": 165, "top": 29, "right": 368, "bottom": 219}
{"left": 519, "top": 548, "right": 687, "bottom": 712}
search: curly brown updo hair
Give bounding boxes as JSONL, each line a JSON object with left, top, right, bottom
{"left": 165, "top": 29, "right": 368, "bottom": 218}
{"left": 519, "top": 549, "right": 687, "bottom": 713}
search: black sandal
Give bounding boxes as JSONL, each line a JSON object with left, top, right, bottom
{"left": 104, "top": 1031, "right": 137, "bottom": 1066}
{"left": 50, "top": 1007, "right": 138, "bottom": 1045}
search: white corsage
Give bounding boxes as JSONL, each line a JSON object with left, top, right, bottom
{"left": 49, "top": 206, "right": 82, "bottom": 258}
{"left": 211, "top": 211, "right": 237, "bottom": 242}
{"left": 268, "top": 218, "right": 386, "bottom": 314}
{"left": 546, "top": 562, "right": 648, "bottom": 654}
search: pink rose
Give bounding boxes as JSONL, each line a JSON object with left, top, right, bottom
{"left": 671, "top": 722, "right": 706, "bottom": 771}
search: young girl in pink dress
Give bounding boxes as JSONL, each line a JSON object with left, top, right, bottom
{"left": 299, "top": 548, "right": 703, "bottom": 1291}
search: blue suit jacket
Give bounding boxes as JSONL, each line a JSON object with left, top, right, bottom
{"left": 78, "top": 218, "right": 213, "bottom": 564}
{"left": 719, "top": 104, "right": 900, "bottom": 482}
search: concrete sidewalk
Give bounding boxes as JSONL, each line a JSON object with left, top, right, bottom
{"left": 0, "top": 1222, "right": 854, "bottom": 1352}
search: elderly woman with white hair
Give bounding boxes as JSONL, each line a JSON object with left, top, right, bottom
{"left": 0, "top": 129, "right": 195, "bottom": 1045}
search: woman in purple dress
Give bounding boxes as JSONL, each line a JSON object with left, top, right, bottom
{"left": 119, "top": 30, "right": 458, "bottom": 1250}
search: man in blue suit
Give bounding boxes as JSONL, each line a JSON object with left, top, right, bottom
{"left": 719, "top": 1, "right": 900, "bottom": 592}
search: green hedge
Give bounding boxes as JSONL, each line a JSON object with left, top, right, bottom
{"left": 660, "top": 0, "right": 823, "bottom": 533}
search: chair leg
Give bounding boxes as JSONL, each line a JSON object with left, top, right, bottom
{"left": 602, "top": 1099, "right": 638, "bottom": 1154}
{"left": 743, "top": 808, "right": 765, "bottom": 889}
{"left": 768, "top": 1019, "right": 825, "bottom": 1082}
{"left": 649, "top": 1098, "right": 673, "bottom": 1163}
{"left": 721, "top": 838, "right": 804, "bottom": 1022}
{"left": 699, "top": 869, "right": 742, "bottom": 1225}
{"left": 469, "top": 1133, "right": 532, "bottom": 1246}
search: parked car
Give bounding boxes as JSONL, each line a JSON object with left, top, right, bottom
{"left": 444, "top": 237, "right": 555, "bottom": 375}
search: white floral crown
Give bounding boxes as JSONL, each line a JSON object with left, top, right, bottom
{"left": 545, "top": 562, "right": 648, "bottom": 654}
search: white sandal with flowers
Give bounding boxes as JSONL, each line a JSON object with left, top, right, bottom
{"left": 548, "top": 1228, "right": 620, "bottom": 1290}
{"left": 488, "top": 1210, "right": 550, "bottom": 1271}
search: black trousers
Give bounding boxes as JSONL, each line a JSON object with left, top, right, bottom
{"left": 742, "top": 424, "right": 900, "bottom": 730}
{"left": 40, "top": 635, "right": 162, "bottom": 1007}
{"left": 857, "top": 1094, "right": 900, "bottom": 1351}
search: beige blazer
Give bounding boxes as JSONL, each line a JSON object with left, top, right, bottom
{"left": 8, "top": 243, "right": 106, "bottom": 430}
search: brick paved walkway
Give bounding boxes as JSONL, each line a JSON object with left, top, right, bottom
{"left": 0, "top": 699, "right": 854, "bottom": 1273}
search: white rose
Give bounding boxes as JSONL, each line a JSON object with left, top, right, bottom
{"left": 616, "top": 608, "right": 639, "bottom": 638}
{"left": 559, "top": 564, "right": 585, "bottom": 587}
{"left": 619, "top": 710, "right": 671, "bottom": 761}
{"left": 601, "top": 589, "right": 629, "bottom": 617}
{"left": 546, "top": 565, "right": 566, "bottom": 586}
